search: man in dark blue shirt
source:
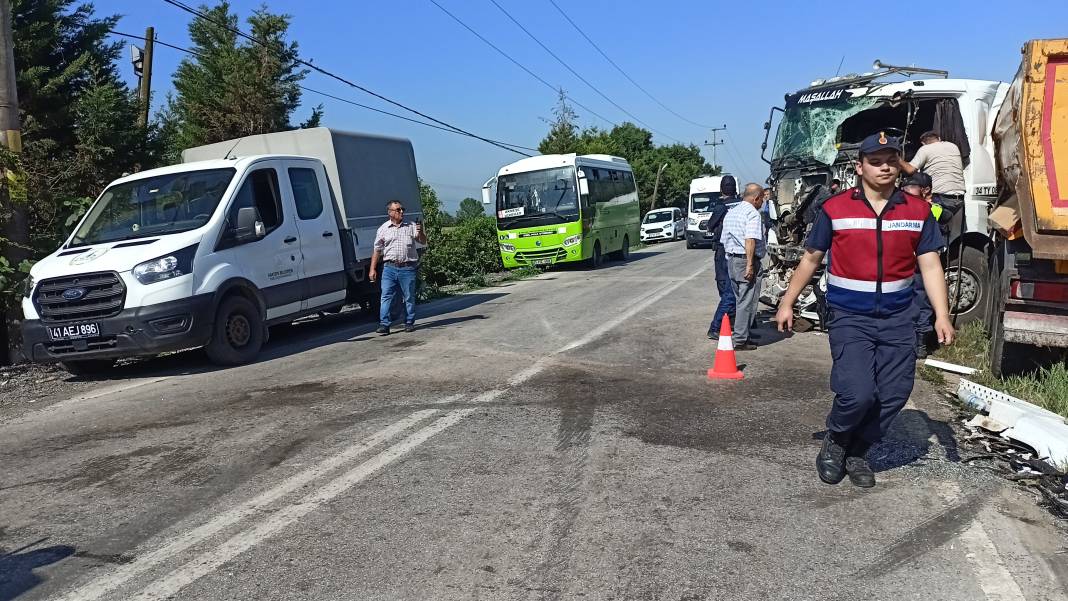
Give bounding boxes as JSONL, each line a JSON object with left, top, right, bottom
{"left": 775, "top": 133, "right": 954, "bottom": 489}
{"left": 706, "top": 175, "right": 742, "bottom": 338}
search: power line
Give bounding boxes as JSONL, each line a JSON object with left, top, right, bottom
{"left": 426, "top": 0, "right": 618, "bottom": 129}
{"left": 486, "top": 0, "right": 683, "bottom": 143}
{"left": 723, "top": 129, "right": 761, "bottom": 184}
{"left": 107, "top": 29, "right": 538, "bottom": 154}
{"left": 159, "top": 0, "right": 532, "bottom": 157}
{"left": 545, "top": 0, "right": 712, "bottom": 130}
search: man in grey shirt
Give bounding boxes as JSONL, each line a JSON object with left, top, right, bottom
{"left": 369, "top": 200, "right": 427, "bottom": 335}
{"left": 897, "top": 131, "right": 965, "bottom": 227}
{"left": 720, "top": 183, "right": 767, "bottom": 350}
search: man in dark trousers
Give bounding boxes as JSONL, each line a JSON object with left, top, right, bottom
{"left": 706, "top": 175, "right": 742, "bottom": 338}
{"left": 774, "top": 132, "right": 955, "bottom": 488}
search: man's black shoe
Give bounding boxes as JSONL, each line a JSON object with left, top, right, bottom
{"left": 376, "top": 325, "right": 390, "bottom": 335}
{"left": 735, "top": 342, "right": 758, "bottom": 351}
{"left": 404, "top": 323, "right": 415, "bottom": 333}
{"left": 707, "top": 331, "right": 716, "bottom": 339}
{"left": 916, "top": 332, "right": 928, "bottom": 359}
{"left": 816, "top": 432, "right": 848, "bottom": 484}
{"left": 845, "top": 456, "right": 876, "bottom": 488}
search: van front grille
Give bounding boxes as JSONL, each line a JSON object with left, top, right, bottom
{"left": 33, "top": 271, "right": 126, "bottom": 323}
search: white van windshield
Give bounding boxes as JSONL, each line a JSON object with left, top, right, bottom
{"left": 690, "top": 192, "right": 721, "bottom": 213}
{"left": 69, "top": 168, "right": 236, "bottom": 247}
{"left": 643, "top": 211, "right": 673, "bottom": 223}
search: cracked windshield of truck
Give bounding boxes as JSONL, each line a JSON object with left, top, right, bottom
{"left": 496, "top": 166, "right": 579, "bottom": 229}
{"left": 773, "top": 95, "right": 881, "bottom": 165}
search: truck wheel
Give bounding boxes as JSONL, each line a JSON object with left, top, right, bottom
{"left": 205, "top": 296, "right": 264, "bottom": 366}
{"left": 945, "top": 243, "right": 988, "bottom": 328}
{"left": 611, "top": 236, "right": 630, "bottom": 261}
{"left": 60, "top": 359, "right": 114, "bottom": 377}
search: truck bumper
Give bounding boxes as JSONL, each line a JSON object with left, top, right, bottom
{"left": 22, "top": 294, "right": 215, "bottom": 363}
{"left": 1003, "top": 310, "right": 1068, "bottom": 347}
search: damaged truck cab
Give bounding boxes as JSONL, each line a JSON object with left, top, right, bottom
{"left": 761, "top": 71, "right": 1008, "bottom": 326}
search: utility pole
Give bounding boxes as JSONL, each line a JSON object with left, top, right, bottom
{"left": 703, "top": 124, "right": 727, "bottom": 172}
{"left": 0, "top": 0, "right": 23, "bottom": 364}
{"left": 137, "top": 26, "right": 154, "bottom": 127}
{"left": 649, "top": 162, "right": 667, "bottom": 210}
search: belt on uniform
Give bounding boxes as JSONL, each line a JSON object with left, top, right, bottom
{"left": 936, "top": 193, "right": 965, "bottom": 199}
{"left": 727, "top": 253, "right": 765, "bottom": 259}
{"left": 384, "top": 260, "right": 418, "bottom": 268}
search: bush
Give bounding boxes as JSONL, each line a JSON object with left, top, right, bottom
{"left": 421, "top": 215, "right": 503, "bottom": 287}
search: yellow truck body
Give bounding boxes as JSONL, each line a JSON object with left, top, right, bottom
{"left": 992, "top": 38, "right": 1068, "bottom": 260}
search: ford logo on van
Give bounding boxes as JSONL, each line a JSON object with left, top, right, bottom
{"left": 62, "top": 287, "right": 87, "bottom": 301}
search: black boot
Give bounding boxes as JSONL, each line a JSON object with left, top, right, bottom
{"left": 816, "top": 431, "right": 849, "bottom": 485}
{"left": 845, "top": 439, "right": 876, "bottom": 488}
{"left": 916, "top": 332, "right": 928, "bottom": 359}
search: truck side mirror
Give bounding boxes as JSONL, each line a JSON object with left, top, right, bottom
{"left": 235, "top": 206, "right": 265, "bottom": 242}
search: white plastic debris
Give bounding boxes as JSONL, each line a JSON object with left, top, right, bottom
{"left": 924, "top": 358, "right": 978, "bottom": 375}
{"left": 958, "top": 378, "right": 1068, "bottom": 468}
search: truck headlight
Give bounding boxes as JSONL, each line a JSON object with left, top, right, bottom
{"left": 563, "top": 235, "right": 581, "bottom": 247}
{"left": 500, "top": 243, "right": 516, "bottom": 253}
{"left": 133, "top": 244, "right": 197, "bottom": 285}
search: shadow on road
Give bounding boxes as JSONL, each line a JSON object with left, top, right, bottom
{"left": 809, "top": 409, "right": 960, "bottom": 473}
{"left": 62, "top": 292, "right": 506, "bottom": 383}
{"left": 0, "top": 541, "right": 74, "bottom": 601}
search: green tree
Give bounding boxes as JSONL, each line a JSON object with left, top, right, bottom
{"left": 2, "top": 0, "right": 157, "bottom": 359}
{"left": 537, "top": 110, "right": 717, "bottom": 215}
{"left": 538, "top": 89, "right": 579, "bottom": 155}
{"left": 162, "top": 1, "right": 322, "bottom": 159}
{"left": 455, "top": 197, "right": 485, "bottom": 222}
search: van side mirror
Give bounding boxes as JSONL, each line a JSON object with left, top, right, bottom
{"left": 235, "top": 206, "right": 265, "bottom": 242}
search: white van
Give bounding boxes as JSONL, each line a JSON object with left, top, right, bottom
{"left": 640, "top": 207, "right": 684, "bottom": 243}
{"left": 685, "top": 175, "right": 730, "bottom": 249}
{"left": 21, "top": 128, "right": 420, "bottom": 374}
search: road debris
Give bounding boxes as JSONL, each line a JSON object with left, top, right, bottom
{"left": 924, "top": 358, "right": 978, "bottom": 376}
{"left": 956, "top": 379, "right": 1068, "bottom": 519}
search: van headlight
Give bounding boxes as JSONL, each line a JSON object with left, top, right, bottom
{"left": 688, "top": 217, "right": 697, "bottom": 226}
{"left": 563, "top": 235, "right": 581, "bottom": 247}
{"left": 499, "top": 243, "right": 516, "bottom": 253}
{"left": 132, "top": 244, "right": 197, "bottom": 285}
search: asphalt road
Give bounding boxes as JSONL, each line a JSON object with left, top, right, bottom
{"left": 1, "top": 241, "right": 1066, "bottom": 601}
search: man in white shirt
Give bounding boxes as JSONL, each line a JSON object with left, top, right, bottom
{"left": 897, "top": 130, "right": 966, "bottom": 228}
{"left": 719, "top": 183, "right": 766, "bottom": 350}
{"left": 369, "top": 200, "right": 427, "bottom": 335}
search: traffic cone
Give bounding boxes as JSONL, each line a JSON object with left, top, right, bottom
{"left": 708, "top": 315, "right": 743, "bottom": 380}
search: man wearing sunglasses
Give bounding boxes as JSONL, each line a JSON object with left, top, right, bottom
{"left": 369, "top": 200, "right": 427, "bottom": 335}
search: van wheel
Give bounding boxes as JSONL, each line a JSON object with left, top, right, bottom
{"left": 205, "top": 296, "right": 264, "bottom": 366}
{"left": 610, "top": 236, "right": 630, "bottom": 261}
{"left": 60, "top": 359, "right": 114, "bottom": 377}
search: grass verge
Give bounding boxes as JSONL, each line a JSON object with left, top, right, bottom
{"left": 922, "top": 321, "right": 1068, "bottom": 418}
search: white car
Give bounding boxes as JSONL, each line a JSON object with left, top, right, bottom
{"left": 640, "top": 207, "right": 685, "bottom": 243}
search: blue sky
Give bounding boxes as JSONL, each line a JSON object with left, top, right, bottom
{"left": 103, "top": 0, "right": 1068, "bottom": 213}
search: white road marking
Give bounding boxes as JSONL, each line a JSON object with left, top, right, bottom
{"left": 132, "top": 408, "right": 477, "bottom": 601}
{"left": 57, "top": 409, "right": 439, "bottom": 601}
{"left": 959, "top": 522, "right": 1027, "bottom": 601}
{"left": 939, "top": 483, "right": 1026, "bottom": 601}
{"left": 67, "top": 262, "right": 709, "bottom": 600}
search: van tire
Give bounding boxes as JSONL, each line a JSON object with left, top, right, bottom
{"left": 205, "top": 295, "right": 264, "bottom": 366}
{"left": 60, "top": 359, "right": 114, "bottom": 377}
